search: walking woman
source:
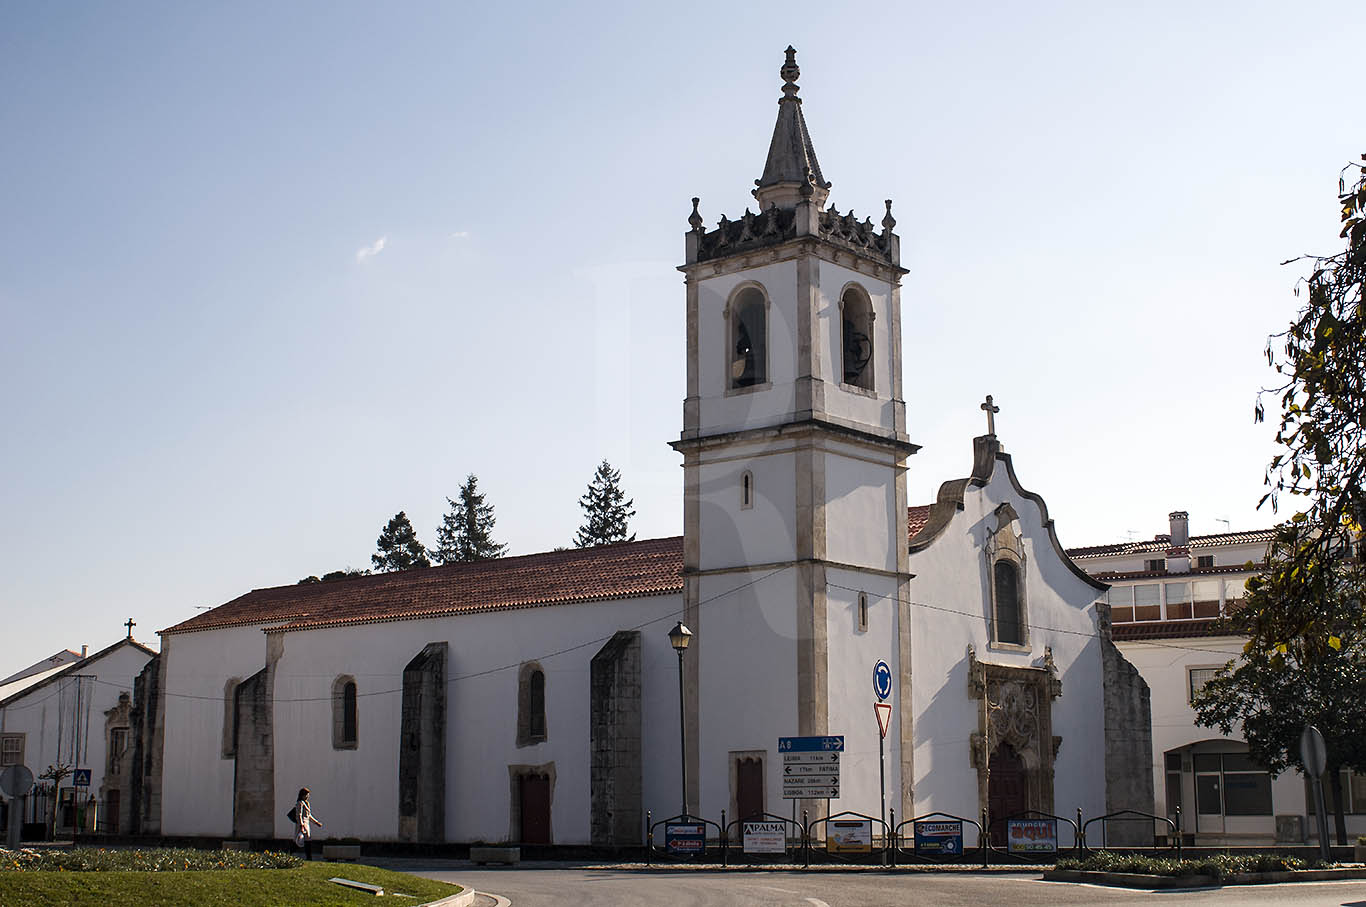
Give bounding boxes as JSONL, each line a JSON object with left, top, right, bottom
{"left": 292, "top": 787, "right": 323, "bottom": 860}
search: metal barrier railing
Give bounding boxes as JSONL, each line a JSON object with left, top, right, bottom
{"left": 895, "top": 810, "right": 987, "bottom": 867}
{"left": 985, "top": 809, "right": 1081, "bottom": 863}
{"left": 645, "top": 811, "right": 724, "bottom": 864}
{"left": 1081, "top": 808, "right": 1180, "bottom": 859}
{"left": 720, "top": 811, "right": 805, "bottom": 866}
{"left": 805, "top": 810, "right": 892, "bottom": 866}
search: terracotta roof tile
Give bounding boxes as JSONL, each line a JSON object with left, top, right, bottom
{"left": 162, "top": 537, "right": 685, "bottom": 636}
{"left": 1093, "top": 563, "right": 1261, "bottom": 581}
{"left": 908, "top": 505, "right": 933, "bottom": 543}
{"left": 1112, "top": 619, "right": 1238, "bottom": 641}
{"left": 1067, "top": 528, "right": 1275, "bottom": 559}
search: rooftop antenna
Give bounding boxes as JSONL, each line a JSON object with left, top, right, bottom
{"left": 1124, "top": 529, "right": 1138, "bottom": 542}
{"left": 1215, "top": 518, "right": 1230, "bottom": 532}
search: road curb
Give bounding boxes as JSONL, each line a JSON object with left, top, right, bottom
{"left": 1044, "top": 866, "right": 1366, "bottom": 888}
{"left": 417, "top": 885, "right": 477, "bottom": 907}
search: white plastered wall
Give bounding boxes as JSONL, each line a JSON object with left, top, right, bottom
{"left": 695, "top": 264, "right": 799, "bottom": 434}
{"left": 907, "top": 459, "right": 1107, "bottom": 842}
{"left": 186, "top": 593, "right": 686, "bottom": 844}
{"left": 0, "top": 643, "right": 153, "bottom": 828}
{"left": 160, "top": 625, "right": 277, "bottom": 836}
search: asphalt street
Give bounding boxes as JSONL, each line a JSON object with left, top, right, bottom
{"left": 391, "top": 863, "right": 1366, "bottom": 906}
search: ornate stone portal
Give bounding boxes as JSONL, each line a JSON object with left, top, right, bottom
{"left": 967, "top": 645, "right": 1063, "bottom": 818}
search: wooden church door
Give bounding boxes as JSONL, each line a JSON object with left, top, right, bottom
{"left": 988, "top": 744, "right": 1028, "bottom": 844}
{"left": 736, "top": 756, "right": 764, "bottom": 820}
{"left": 519, "top": 774, "right": 551, "bottom": 844}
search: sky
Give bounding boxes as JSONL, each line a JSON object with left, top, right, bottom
{"left": 2, "top": 1, "right": 1361, "bottom": 670}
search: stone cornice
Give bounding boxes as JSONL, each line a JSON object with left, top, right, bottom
{"left": 671, "top": 415, "right": 920, "bottom": 457}
{"left": 679, "top": 235, "right": 907, "bottom": 284}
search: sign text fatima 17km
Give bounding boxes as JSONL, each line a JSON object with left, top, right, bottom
{"left": 779, "top": 735, "right": 843, "bottom": 799}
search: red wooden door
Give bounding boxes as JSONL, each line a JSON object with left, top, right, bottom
{"left": 988, "top": 744, "right": 1028, "bottom": 845}
{"left": 736, "top": 757, "right": 764, "bottom": 820}
{"left": 519, "top": 774, "right": 551, "bottom": 844}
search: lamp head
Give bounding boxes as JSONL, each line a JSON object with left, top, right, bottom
{"left": 668, "top": 621, "right": 693, "bottom": 652}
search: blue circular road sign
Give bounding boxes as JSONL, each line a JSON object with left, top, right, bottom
{"left": 873, "top": 660, "right": 892, "bottom": 701}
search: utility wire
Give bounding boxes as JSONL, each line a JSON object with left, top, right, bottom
{"left": 90, "top": 565, "right": 791, "bottom": 705}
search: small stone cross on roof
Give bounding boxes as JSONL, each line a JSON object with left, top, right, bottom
{"left": 125, "top": 617, "right": 136, "bottom": 639}
{"left": 981, "top": 395, "right": 1000, "bottom": 435}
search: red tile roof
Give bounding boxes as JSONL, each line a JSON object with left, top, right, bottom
{"left": 1111, "top": 619, "right": 1238, "bottom": 641}
{"left": 908, "top": 505, "right": 933, "bottom": 543}
{"left": 1067, "top": 528, "right": 1275, "bottom": 559}
{"left": 1093, "top": 563, "right": 1261, "bottom": 581}
{"left": 162, "top": 537, "right": 686, "bottom": 636}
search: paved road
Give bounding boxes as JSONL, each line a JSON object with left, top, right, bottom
{"left": 391, "top": 863, "right": 1366, "bottom": 906}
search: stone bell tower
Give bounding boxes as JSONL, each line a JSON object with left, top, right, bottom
{"left": 671, "top": 47, "right": 919, "bottom": 822}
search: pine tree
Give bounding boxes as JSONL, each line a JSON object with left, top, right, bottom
{"left": 432, "top": 474, "right": 509, "bottom": 563}
{"left": 371, "top": 511, "right": 431, "bottom": 572}
{"left": 574, "top": 459, "right": 636, "bottom": 548}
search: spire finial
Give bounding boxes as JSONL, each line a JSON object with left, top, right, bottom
{"left": 688, "top": 197, "right": 704, "bottom": 233}
{"left": 882, "top": 199, "right": 896, "bottom": 232}
{"left": 780, "top": 46, "right": 800, "bottom": 98}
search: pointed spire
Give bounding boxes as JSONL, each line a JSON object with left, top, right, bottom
{"left": 754, "top": 46, "right": 830, "bottom": 211}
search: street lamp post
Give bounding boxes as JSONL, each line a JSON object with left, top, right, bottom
{"left": 668, "top": 621, "right": 693, "bottom": 817}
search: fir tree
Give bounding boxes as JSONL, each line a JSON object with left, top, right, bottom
{"left": 371, "top": 511, "right": 431, "bottom": 572}
{"left": 433, "top": 474, "right": 509, "bottom": 563}
{"left": 574, "top": 459, "right": 636, "bottom": 548}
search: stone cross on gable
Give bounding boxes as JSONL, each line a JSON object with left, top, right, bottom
{"left": 125, "top": 617, "right": 136, "bottom": 639}
{"left": 981, "top": 395, "right": 1000, "bottom": 435}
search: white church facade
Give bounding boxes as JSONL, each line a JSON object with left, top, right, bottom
{"left": 124, "top": 48, "right": 1150, "bottom": 848}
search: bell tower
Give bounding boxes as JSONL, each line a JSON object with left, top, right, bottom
{"left": 672, "top": 47, "right": 919, "bottom": 823}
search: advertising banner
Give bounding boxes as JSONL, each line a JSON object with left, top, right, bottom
{"left": 664, "top": 822, "right": 706, "bottom": 856}
{"left": 1006, "top": 818, "right": 1058, "bottom": 854}
{"left": 742, "top": 820, "right": 787, "bottom": 854}
{"left": 913, "top": 819, "right": 964, "bottom": 856}
{"left": 826, "top": 818, "right": 872, "bottom": 853}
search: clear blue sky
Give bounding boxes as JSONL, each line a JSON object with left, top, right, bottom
{"left": 2, "top": 1, "right": 1361, "bottom": 668}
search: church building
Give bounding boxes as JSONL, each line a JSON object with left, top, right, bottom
{"left": 128, "top": 48, "right": 1150, "bottom": 848}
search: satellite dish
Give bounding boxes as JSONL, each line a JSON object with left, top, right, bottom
{"left": 0, "top": 765, "right": 34, "bottom": 799}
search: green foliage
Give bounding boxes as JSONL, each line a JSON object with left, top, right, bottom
{"left": 1192, "top": 522, "right": 1366, "bottom": 843}
{"left": 1258, "top": 154, "right": 1366, "bottom": 552}
{"left": 370, "top": 511, "right": 431, "bottom": 573}
{"left": 0, "top": 848, "right": 301, "bottom": 872}
{"left": 1056, "top": 851, "right": 1318, "bottom": 878}
{"left": 574, "top": 459, "right": 636, "bottom": 548}
{"left": 297, "top": 569, "right": 369, "bottom": 585}
{"left": 432, "top": 475, "right": 508, "bottom": 563}
{"left": 0, "top": 856, "right": 461, "bottom": 907}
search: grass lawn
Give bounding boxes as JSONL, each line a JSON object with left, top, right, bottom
{"left": 0, "top": 860, "right": 462, "bottom": 907}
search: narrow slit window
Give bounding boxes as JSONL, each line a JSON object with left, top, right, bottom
{"left": 528, "top": 670, "right": 546, "bottom": 739}
{"left": 857, "top": 592, "right": 869, "bottom": 632}
{"left": 332, "top": 675, "right": 360, "bottom": 749}
{"left": 741, "top": 471, "right": 754, "bottom": 510}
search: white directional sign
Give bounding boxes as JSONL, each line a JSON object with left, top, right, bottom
{"left": 781, "top": 742, "right": 841, "bottom": 799}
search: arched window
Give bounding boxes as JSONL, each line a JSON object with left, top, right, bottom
{"left": 841, "top": 286, "right": 874, "bottom": 390}
{"left": 993, "top": 560, "right": 1023, "bottom": 645}
{"left": 332, "top": 675, "right": 359, "bottom": 749}
{"left": 518, "top": 662, "right": 548, "bottom": 746}
{"left": 730, "top": 287, "right": 767, "bottom": 389}
{"left": 740, "top": 470, "right": 754, "bottom": 510}
{"left": 221, "top": 677, "right": 241, "bottom": 759}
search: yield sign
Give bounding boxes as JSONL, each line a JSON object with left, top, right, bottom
{"left": 874, "top": 702, "right": 892, "bottom": 739}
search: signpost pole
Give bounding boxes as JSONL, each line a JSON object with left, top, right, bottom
{"left": 878, "top": 730, "right": 886, "bottom": 864}
{"left": 1301, "top": 725, "right": 1331, "bottom": 862}
{"left": 5, "top": 796, "right": 18, "bottom": 849}
{"left": 1313, "top": 776, "right": 1331, "bottom": 862}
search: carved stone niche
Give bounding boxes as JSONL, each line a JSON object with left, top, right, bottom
{"left": 966, "top": 645, "right": 1063, "bottom": 817}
